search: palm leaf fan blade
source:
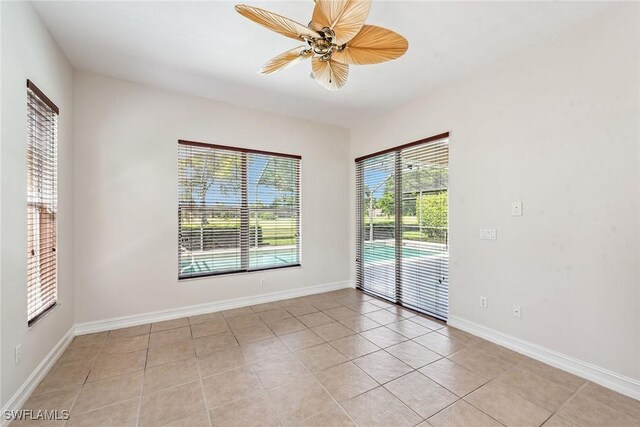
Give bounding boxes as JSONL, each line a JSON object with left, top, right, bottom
{"left": 260, "top": 46, "right": 312, "bottom": 74}
{"left": 332, "top": 25, "right": 408, "bottom": 65}
{"left": 311, "top": 57, "right": 349, "bottom": 90}
{"left": 311, "top": 0, "right": 372, "bottom": 45}
{"left": 235, "top": 4, "right": 320, "bottom": 41}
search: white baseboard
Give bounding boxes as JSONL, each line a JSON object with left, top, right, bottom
{"left": 448, "top": 315, "right": 640, "bottom": 400}
{"left": 1, "top": 326, "right": 75, "bottom": 427}
{"left": 75, "top": 280, "right": 352, "bottom": 335}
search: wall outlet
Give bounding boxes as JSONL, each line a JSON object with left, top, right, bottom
{"left": 15, "top": 345, "right": 22, "bottom": 364}
{"left": 259, "top": 278, "right": 266, "bottom": 287}
{"left": 480, "top": 296, "right": 488, "bottom": 309}
{"left": 512, "top": 304, "right": 522, "bottom": 318}
{"left": 512, "top": 201, "right": 523, "bottom": 216}
{"left": 480, "top": 229, "right": 497, "bottom": 240}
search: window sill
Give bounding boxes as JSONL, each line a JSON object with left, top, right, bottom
{"left": 179, "top": 264, "right": 302, "bottom": 281}
{"left": 28, "top": 302, "right": 60, "bottom": 329}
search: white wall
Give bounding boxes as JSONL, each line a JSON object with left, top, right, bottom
{"left": 0, "top": 2, "right": 75, "bottom": 407}
{"left": 350, "top": 4, "right": 640, "bottom": 382}
{"left": 73, "top": 72, "right": 351, "bottom": 323}
{"left": 0, "top": 0, "right": 4, "bottom": 406}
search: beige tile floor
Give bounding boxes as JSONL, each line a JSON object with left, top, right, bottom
{"left": 15, "top": 288, "right": 640, "bottom": 426}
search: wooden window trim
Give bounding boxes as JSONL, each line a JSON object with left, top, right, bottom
{"left": 27, "top": 80, "right": 59, "bottom": 114}
{"left": 354, "top": 132, "right": 449, "bottom": 163}
{"left": 178, "top": 140, "right": 302, "bottom": 160}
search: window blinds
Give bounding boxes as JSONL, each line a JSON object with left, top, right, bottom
{"left": 178, "top": 141, "right": 301, "bottom": 279}
{"left": 27, "top": 80, "right": 59, "bottom": 325}
{"left": 355, "top": 152, "right": 397, "bottom": 301}
{"left": 356, "top": 133, "right": 449, "bottom": 320}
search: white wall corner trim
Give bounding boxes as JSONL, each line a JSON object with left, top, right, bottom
{"left": 0, "top": 327, "right": 74, "bottom": 427}
{"left": 448, "top": 315, "right": 640, "bottom": 400}
{"left": 74, "top": 280, "right": 352, "bottom": 335}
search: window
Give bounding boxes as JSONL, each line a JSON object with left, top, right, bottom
{"left": 178, "top": 140, "right": 301, "bottom": 279}
{"left": 356, "top": 133, "right": 449, "bottom": 320}
{"left": 27, "top": 80, "right": 59, "bottom": 325}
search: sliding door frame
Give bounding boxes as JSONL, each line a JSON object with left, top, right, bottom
{"left": 394, "top": 151, "right": 403, "bottom": 304}
{"left": 355, "top": 132, "right": 450, "bottom": 320}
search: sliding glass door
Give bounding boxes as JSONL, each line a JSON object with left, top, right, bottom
{"left": 355, "top": 134, "right": 449, "bottom": 320}
{"left": 356, "top": 152, "right": 397, "bottom": 301}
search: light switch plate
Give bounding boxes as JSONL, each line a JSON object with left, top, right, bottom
{"left": 480, "top": 297, "right": 488, "bottom": 309}
{"left": 480, "top": 229, "right": 497, "bottom": 240}
{"left": 512, "top": 201, "right": 523, "bottom": 216}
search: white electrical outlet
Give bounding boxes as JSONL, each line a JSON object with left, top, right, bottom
{"left": 15, "top": 345, "right": 22, "bottom": 364}
{"left": 480, "top": 229, "right": 497, "bottom": 240}
{"left": 480, "top": 297, "right": 488, "bottom": 309}
{"left": 512, "top": 304, "right": 522, "bottom": 318}
{"left": 259, "top": 278, "right": 266, "bottom": 287}
{"left": 512, "top": 201, "right": 523, "bottom": 216}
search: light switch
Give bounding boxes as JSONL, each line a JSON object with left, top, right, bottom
{"left": 480, "top": 229, "right": 497, "bottom": 240}
{"left": 480, "top": 297, "right": 488, "bottom": 309}
{"left": 512, "top": 201, "right": 523, "bottom": 216}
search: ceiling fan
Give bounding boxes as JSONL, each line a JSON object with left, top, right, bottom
{"left": 235, "top": 0, "right": 408, "bottom": 90}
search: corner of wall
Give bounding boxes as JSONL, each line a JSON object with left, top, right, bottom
{"left": 0, "top": 0, "right": 76, "bottom": 411}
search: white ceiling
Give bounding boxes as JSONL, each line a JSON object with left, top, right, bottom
{"left": 32, "top": 1, "right": 613, "bottom": 127}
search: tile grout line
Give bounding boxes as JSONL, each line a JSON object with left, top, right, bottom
{"left": 188, "top": 320, "right": 214, "bottom": 427}
{"left": 248, "top": 293, "right": 359, "bottom": 424}
{"left": 461, "top": 394, "right": 513, "bottom": 426}
{"left": 141, "top": 325, "right": 208, "bottom": 426}
{"left": 286, "top": 302, "right": 449, "bottom": 420}
{"left": 463, "top": 373, "right": 561, "bottom": 427}
{"left": 311, "top": 361, "right": 405, "bottom": 418}
{"left": 543, "top": 381, "right": 590, "bottom": 425}
{"left": 134, "top": 346, "right": 148, "bottom": 427}
{"left": 75, "top": 334, "right": 147, "bottom": 420}
{"left": 361, "top": 349, "right": 463, "bottom": 423}
{"left": 488, "top": 357, "right": 576, "bottom": 422}
{"left": 316, "top": 298, "right": 518, "bottom": 424}
{"left": 63, "top": 333, "right": 109, "bottom": 425}
{"left": 413, "top": 395, "right": 464, "bottom": 425}
{"left": 195, "top": 351, "right": 214, "bottom": 427}
{"left": 144, "top": 324, "right": 202, "bottom": 427}
{"left": 247, "top": 344, "right": 294, "bottom": 426}
{"left": 300, "top": 371, "right": 362, "bottom": 427}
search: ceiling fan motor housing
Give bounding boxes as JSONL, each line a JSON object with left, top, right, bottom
{"left": 307, "top": 27, "right": 337, "bottom": 60}
{"left": 312, "top": 38, "right": 332, "bottom": 55}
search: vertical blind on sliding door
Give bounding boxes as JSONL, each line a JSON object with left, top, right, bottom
{"left": 355, "top": 152, "right": 397, "bottom": 302}
{"left": 178, "top": 141, "right": 301, "bottom": 278}
{"left": 356, "top": 133, "right": 449, "bottom": 320}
